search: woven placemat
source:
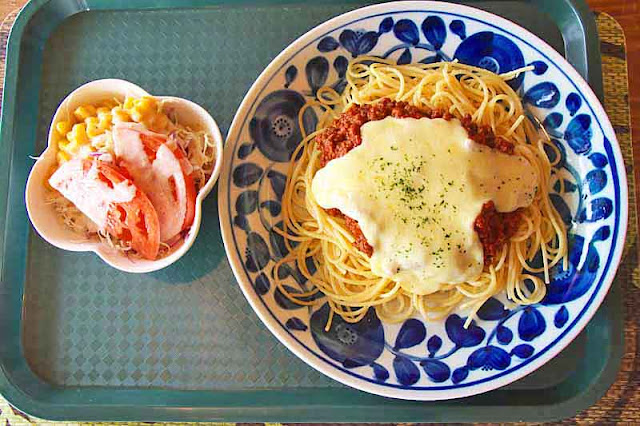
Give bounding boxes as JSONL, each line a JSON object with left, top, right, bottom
{"left": 0, "top": 9, "right": 638, "bottom": 426}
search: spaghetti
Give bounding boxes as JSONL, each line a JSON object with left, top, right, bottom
{"left": 274, "top": 57, "right": 568, "bottom": 328}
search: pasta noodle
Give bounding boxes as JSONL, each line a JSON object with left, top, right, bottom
{"left": 273, "top": 57, "right": 568, "bottom": 328}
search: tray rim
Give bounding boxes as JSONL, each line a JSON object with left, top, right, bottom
{"left": 0, "top": 0, "right": 624, "bottom": 422}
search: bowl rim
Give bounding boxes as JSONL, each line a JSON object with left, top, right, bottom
{"left": 219, "top": 0, "right": 628, "bottom": 400}
{"left": 25, "top": 79, "right": 224, "bottom": 273}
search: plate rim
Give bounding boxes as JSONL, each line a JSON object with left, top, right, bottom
{"left": 218, "top": 0, "right": 628, "bottom": 400}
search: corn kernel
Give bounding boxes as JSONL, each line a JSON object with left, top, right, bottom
{"left": 96, "top": 107, "right": 110, "bottom": 115}
{"left": 58, "top": 138, "right": 71, "bottom": 151}
{"left": 123, "top": 97, "right": 136, "bottom": 109}
{"left": 67, "top": 123, "right": 90, "bottom": 145}
{"left": 145, "top": 113, "right": 170, "bottom": 131}
{"left": 100, "top": 99, "right": 119, "bottom": 109}
{"left": 58, "top": 138, "right": 80, "bottom": 155}
{"left": 73, "top": 105, "right": 97, "bottom": 121}
{"left": 85, "top": 117, "right": 99, "bottom": 127}
{"left": 57, "top": 151, "right": 71, "bottom": 164}
{"left": 87, "top": 124, "right": 104, "bottom": 138}
{"left": 97, "top": 112, "right": 113, "bottom": 130}
{"left": 129, "top": 108, "right": 144, "bottom": 123}
{"left": 130, "top": 97, "right": 159, "bottom": 123}
{"left": 68, "top": 141, "right": 81, "bottom": 154}
{"left": 55, "top": 120, "right": 72, "bottom": 136}
{"left": 111, "top": 107, "right": 130, "bottom": 123}
{"left": 137, "top": 96, "right": 157, "bottom": 110}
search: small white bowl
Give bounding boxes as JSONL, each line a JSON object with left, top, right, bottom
{"left": 25, "top": 79, "right": 223, "bottom": 273}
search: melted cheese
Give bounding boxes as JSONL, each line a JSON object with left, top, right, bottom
{"left": 49, "top": 159, "right": 136, "bottom": 229}
{"left": 312, "top": 117, "right": 538, "bottom": 295}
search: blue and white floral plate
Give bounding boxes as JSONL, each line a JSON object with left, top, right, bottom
{"left": 218, "top": 1, "right": 627, "bottom": 400}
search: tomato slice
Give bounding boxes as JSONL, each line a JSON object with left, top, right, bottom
{"left": 140, "top": 133, "right": 196, "bottom": 231}
{"left": 97, "top": 162, "right": 160, "bottom": 260}
{"left": 113, "top": 125, "right": 196, "bottom": 241}
{"left": 49, "top": 159, "right": 160, "bottom": 260}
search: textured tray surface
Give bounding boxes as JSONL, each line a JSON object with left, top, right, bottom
{"left": 0, "top": 0, "right": 630, "bottom": 423}
{"left": 21, "top": 2, "right": 568, "bottom": 391}
{"left": 23, "top": 4, "right": 363, "bottom": 391}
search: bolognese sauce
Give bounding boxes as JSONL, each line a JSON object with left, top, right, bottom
{"left": 315, "top": 99, "right": 521, "bottom": 264}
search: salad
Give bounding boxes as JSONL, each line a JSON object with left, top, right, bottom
{"left": 46, "top": 96, "right": 216, "bottom": 260}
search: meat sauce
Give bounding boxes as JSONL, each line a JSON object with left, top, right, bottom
{"left": 316, "top": 99, "right": 520, "bottom": 265}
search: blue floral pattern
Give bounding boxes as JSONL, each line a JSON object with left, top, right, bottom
{"left": 455, "top": 31, "right": 525, "bottom": 88}
{"left": 248, "top": 90, "right": 317, "bottom": 162}
{"left": 221, "top": 6, "right": 623, "bottom": 397}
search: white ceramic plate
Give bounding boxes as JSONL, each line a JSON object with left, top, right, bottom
{"left": 219, "top": 1, "right": 627, "bottom": 400}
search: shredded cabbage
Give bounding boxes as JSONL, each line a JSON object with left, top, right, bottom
{"left": 172, "top": 126, "right": 216, "bottom": 190}
{"left": 161, "top": 101, "right": 217, "bottom": 191}
{"left": 46, "top": 191, "right": 97, "bottom": 236}
{"left": 47, "top": 191, "right": 137, "bottom": 255}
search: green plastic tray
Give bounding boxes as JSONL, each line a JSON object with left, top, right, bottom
{"left": 0, "top": 0, "right": 622, "bottom": 422}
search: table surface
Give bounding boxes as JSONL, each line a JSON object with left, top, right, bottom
{"left": 0, "top": 0, "right": 638, "bottom": 424}
{"left": 589, "top": 0, "right": 640, "bottom": 204}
